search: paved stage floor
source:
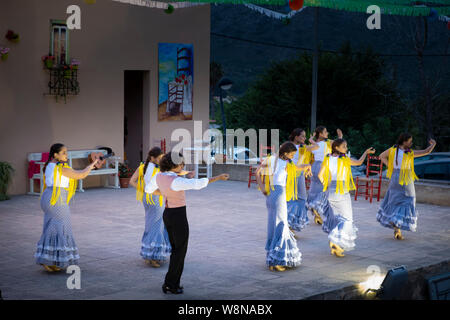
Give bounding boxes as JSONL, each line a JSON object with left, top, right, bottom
{"left": 0, "top": 180, "right": 449, "bottom": 300}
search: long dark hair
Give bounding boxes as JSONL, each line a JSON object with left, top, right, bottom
{"left": 278, "top": 141, "right": 297, "bottom": 160}
{"left": 288, "top": 128, "right": 304, "bottom": 142}
{"left": 43, "top": 143, "right": 65, "bottom": 174}
{"left": 159, "top": 151, "right": 184, "bottom": 172}
{"left": 143, "top": 147, "right": 163, "bottom": 174}
{"left": 313, "top": 126, "right": 326, "bottom": 141}
{"left": 395, "top": 132, "right": 412, "bottom": 166}
{"left": 331, "top": 138, "right": 346, "bottom": 156}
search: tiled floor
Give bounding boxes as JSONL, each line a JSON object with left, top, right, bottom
{"left": 0, "top": 180, "right": 449, "bottom": 300}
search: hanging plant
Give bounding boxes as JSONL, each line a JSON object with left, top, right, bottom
{"left": 289, "top": 0, "right": 304, "bottom": 11}
{"left": 62, "top": 65, "right": 72, "bottom": 79}
{"left": 5, "top": 30, "right": 20, "bottom": 43}
{"left": 42, "top": 54, "right": 55, "bottom": 69}
{"left": 165, "top": 4, "right": 174, "bottom": 14}
{"left": 0, "top": 47, "right": 10, "bottom": 61}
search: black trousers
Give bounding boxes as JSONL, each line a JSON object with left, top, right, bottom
{"left": 163, "top": 206, "right": 189, "bottom": 289}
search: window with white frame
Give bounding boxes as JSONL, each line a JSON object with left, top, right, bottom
{"left": 50, "top": 21, "right": 69, "bottom": 65}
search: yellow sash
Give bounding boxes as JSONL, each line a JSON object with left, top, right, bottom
{"left": 258, "top": 155, "right": 298, "bottom": 201}
{"left": 320, "top": 154, "right": 355, "bottom": 194}
{"left": 295, "top": 145, "right": 312, "bottom": 176}
{"left": 137, "top": 163, "right": 163, "bottom": 206}
{"left": 387, "top": 147, "right": 418, "bottom": 186}
{"left": 41, "top": 163, "right": 77, "bottom": 206}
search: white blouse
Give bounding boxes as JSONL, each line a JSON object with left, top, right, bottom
{"left": 328, "top": 155, "right": 349, "bottom": 181}
{"left": 393, "top": 148, "right": 404, "bottom": 169}
{"left": 312, "top": 140, "right": 328, "bottom": 162}
{"left": 269, "top": 157, "right": 288, "bottom": 187}
{"left": 147, "top": 171, "right": 209, "bottom": 193}
{"left": 292, "top": 144, "right": 301, "bottom": 164}
{"left": 45, "top": 162, "right": 70, "bottom": 188}
{"left": 144, "top": 162, "right": 159, "bottom": 194}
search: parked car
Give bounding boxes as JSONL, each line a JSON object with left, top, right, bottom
{"left": 213, "top": 146, "right": 260, "bottom": 164}
{"left": 414, "top": 152, "right": 450, "bottom": 163}
{"left": 414, "top": 159, "right": 450, "bottom": 181}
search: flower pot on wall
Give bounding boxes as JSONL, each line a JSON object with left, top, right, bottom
{"left": 119, "top": 177, "right": 130, "bottom": 188}
{"left": 1, "top": 53, "right": 8, "bottom": 61}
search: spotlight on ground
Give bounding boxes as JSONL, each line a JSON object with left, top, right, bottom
{"left": 361, "top": 265, "right": 408, "bottom": 300}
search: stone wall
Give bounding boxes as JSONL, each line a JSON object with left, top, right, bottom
{"left": 213, "top": 163, "right": 450, "bottom": 206}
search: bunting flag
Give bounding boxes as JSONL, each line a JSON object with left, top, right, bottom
{"left": 243, "top": 3, "right": 305, "bottom": 20}
{"left": 111, "top": 0, "right": 209, "bottom": 9}
{"left": 111, "top": 0, "right": 450, "bottom": 20}
{"left": 302, "top": 0, "right": 450, "bottom": 16}
{"left": 132, "top": 0, "right": 450, "bottom": 17}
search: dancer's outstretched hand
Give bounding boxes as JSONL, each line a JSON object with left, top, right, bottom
{"left": 304, "top": 167, "right": 313, "bottom": 178}
{"left": 429, "top": 139, "right": 436, "bottom": 146}
{"left": 89, "top": 159, "right": 99, "bottom": 170}
{"left": 337, "top": 128, "right": 343, "bottom": 139}
{"left": 219, "top": 173, "right": 229, "bottom": 181}
{"left": 366, "top": 147, "right": 376, "bottom": 155}
{"left": 186, "top": 170, "right": 195, "bottom": 178}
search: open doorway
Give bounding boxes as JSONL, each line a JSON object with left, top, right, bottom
{"left": 124, "top": 70, "right": 148, "bottom": 170}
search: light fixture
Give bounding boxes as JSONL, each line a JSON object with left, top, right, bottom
{"left": 218, "top": 77, "right": 233, "bottom": 91}
{"left": 361, "top": 265, "right": 408, "bottom": 300}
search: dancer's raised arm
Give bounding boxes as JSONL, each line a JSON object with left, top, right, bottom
{"left": 379, "top": 148, "right": 390, "bottom": 167}
{"left": 61, "top": 160, "right": 98, "bottom": 180}
{"left": 413, "top": 139, "right": 436, "bottom": 158}
{"left": 350, "top": 147, "right": 376, "bottom": 166}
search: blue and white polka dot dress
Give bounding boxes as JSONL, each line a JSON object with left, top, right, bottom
{"left": 376, "top": 169, "right": 418, "bottom": 231}
{"left": 306, "top": 161, "right": 328, "bottom": 215}
{"left": 35, "top": 188, "right": 80, "bottom": 268}
{"left": 140, "top": 193, "right": 172, "bottom": 261}
{"left": 266, "top": 185, "right": 302, "bottom": 267}
{"left": 321, "top": 181, "right": 358, "bottom": 251}
{"left": 287, "top": 172, "right": 309, "bottom": 231}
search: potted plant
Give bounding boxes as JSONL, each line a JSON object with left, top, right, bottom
{"left": 0, "top": 162, "right": 15, "bottom": 201}
{"left": 62, "top": 65, "right": 72, "bottom": 79}
{"left": 42, "top": 54, "right": 55, "bottom": 69}
{"left": 0, "top": 47, "right": 10, "bottom": 61}
{"left": 118, "top": 163, "right": 134, "bottom": 188}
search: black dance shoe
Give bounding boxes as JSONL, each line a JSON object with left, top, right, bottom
{"left": 162, "top": 284, "right": 183, "bottom": 294}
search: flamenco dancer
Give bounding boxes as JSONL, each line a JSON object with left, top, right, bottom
{"left": 306, "top": 126, "right": 343, "bottom": 225}
{"left": 130, "top": 147, "right": 171, "bottom": 268}
{"left": 35, "top": 143, "right": 99, "bottom": 272}
{"left": 287, "top": 128, "right": 315, "bottom": 233}
{"left": 318, "top": 139, "right": 375, "bottom": 257}
{"left": 153, "top": 151, "right": 229, "bottom": 294}
{"left": 377, "top": 133, "right": 436, "bottom": 240}
{"left": 256, "top": 141, "right": 311, "bottom": 272}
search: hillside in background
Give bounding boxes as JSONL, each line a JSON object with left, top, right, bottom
{"left": 211, "top": 4, "right": 450, "bottom": 98}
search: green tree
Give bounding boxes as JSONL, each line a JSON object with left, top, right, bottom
{"left": 219, "top": 43, "right": 421, "bottom": 156}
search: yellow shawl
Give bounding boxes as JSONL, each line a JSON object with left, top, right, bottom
{"left": 258, "top": 155, "right": 298, "bottom": 201}
{"left": 387, "top": 147, "right": 418, "bottom": 186}
{"left": 136, "top": 163, "right": 163, "bottom": 206}
{"left": 41, "top": 162, "right": 77, "bottom": 206}
{"left": 295, "top": 145, "right": 312, "bottom": 176}
{"left": 320, "top": 154, "right": 355, "bottom": 194}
